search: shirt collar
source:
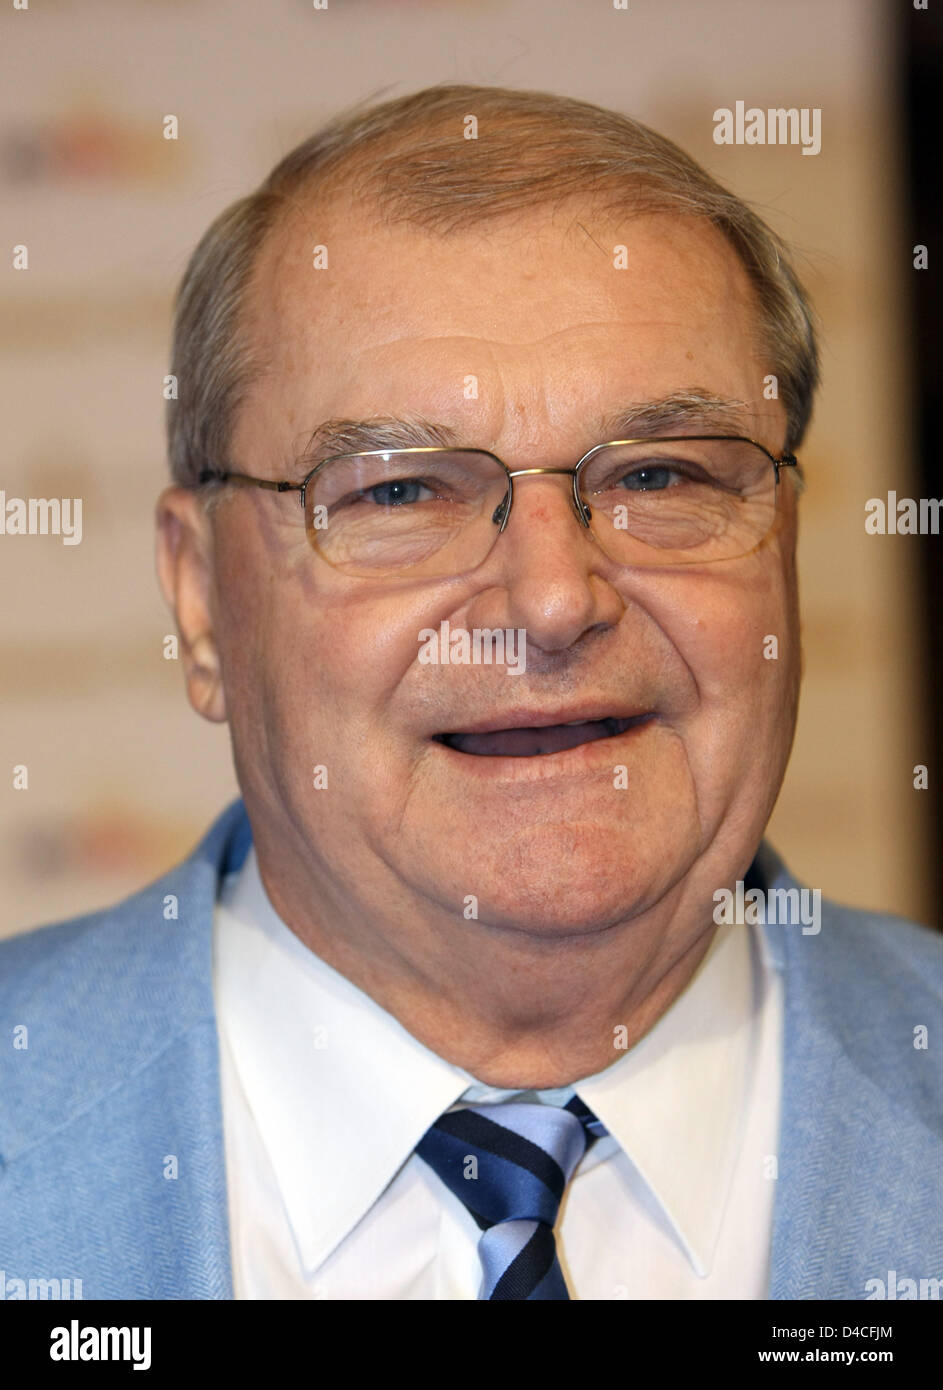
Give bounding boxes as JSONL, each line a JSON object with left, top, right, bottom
{"left": 574, "top": 913, "right": 766, "bottom": 1276}
{"left": 215, "top": 848, "right": 475, "bottom": 1273}
{"left": 215, "top": 846, "right": 769, "bottom": 1278}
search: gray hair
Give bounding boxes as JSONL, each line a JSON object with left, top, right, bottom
{"left": 167, "top": 83, "right": 820, "bottom": 488}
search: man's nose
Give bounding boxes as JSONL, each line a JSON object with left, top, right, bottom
{"left": 473, "top": 474, "right": 625, "bottom": 654}
{"left": 494, "top": 467, "right": 590, "bottom": 530}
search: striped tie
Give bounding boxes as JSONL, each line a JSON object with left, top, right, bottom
{"left": 415, "top": 1093, "right": 607, "bottom": 1300}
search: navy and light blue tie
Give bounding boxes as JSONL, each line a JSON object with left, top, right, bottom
{"left": 415, "top": 1093, "right": 607, "bottom": 1300}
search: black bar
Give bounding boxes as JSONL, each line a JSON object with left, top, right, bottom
{"left": 901, "top": 2, "right": 943, "bottom": 926}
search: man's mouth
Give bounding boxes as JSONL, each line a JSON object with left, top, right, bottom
{"left": 433, "top": 713, "right": 653, "bottom": 758}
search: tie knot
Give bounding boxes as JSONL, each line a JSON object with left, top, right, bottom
{"left": 415, "top": 1095, "right": 606, "bottom": 1231}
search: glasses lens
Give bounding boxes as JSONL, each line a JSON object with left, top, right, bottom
{"left": 580, "top": 438, "right": 776, "bottom": 565}
{"left": 305, "top": 449, "right": 509, "bottom": 577}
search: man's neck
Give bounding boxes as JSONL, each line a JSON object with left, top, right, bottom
{"left": 252, "top": 844, "right": 719, "bottom": 1089}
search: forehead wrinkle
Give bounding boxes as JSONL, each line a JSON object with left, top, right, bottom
{"left": 321, "top": 319, "right": 719, "bottom": 358}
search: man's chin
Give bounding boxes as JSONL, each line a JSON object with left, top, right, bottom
{"left": 408, "top": 837, "right": 696, "bottom": 939}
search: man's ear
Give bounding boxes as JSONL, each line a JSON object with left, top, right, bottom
{"left": 155, "top": 486, "right": 228, "bottom": 723}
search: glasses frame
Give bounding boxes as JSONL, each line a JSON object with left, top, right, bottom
{"left": 197, "top": 433, "right": 800, "bottom": 568}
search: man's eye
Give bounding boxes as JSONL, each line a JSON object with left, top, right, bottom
{"left": 366, "top": 478, "right": 434, "bottom": 506}
{"left": 618, "top": 464, "right": 685, "bottom": 492}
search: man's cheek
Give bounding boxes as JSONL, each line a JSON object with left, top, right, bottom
{"left": 684, "top": 620, "right": 766, "bottom": 698}
{"left": 672, "top": 614, "right": 791, "bottom": 746}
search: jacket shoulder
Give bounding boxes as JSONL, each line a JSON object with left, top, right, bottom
{"left": 757, "top": 840, "right": 943, "bottom": 1001}
{"left": 0, "top": 797, "right": 250, "bottom": 997}
{"left": 0, "top": 799, "right": 251, "bottom": 1163}
{"left": 758, "top": 847, "right": 943, "bottom": 1134}
{"left": 802, "top": 893, "right": 943, "bottom": 1006}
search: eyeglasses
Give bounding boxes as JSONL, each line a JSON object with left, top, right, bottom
{"left": 198, "top": 434, "right": 799, "bottom": 579}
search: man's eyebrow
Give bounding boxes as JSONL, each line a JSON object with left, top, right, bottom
{"left": 298, "top": 417, "right": 461, "bottom": 462}
{"left": 296, "top": 392, "right": 755, "bottom": 467}
{"left": 599, "top": 391, "right": 754, "bottom": 439}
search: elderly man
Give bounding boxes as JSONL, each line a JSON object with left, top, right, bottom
{"left": 2, "top": 84, "right": 941, "bottom": 1303}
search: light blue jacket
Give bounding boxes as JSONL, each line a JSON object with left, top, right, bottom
{"left": 1, "top": 799, "right": 942, "bottom": 1299}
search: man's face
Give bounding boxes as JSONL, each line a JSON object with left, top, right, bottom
{"left": 166, "top": 195, "right": 800, "bottom": 941}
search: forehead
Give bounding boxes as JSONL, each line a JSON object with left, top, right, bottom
{"left": 236, "top": 192, "right": 772, "bottom": 454}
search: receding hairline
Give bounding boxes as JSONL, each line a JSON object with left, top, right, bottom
{"left": 167, "top": 82, "right": 820, "bottom": 492}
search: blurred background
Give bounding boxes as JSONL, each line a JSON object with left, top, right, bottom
{"left": 1, "top": 0, "right": 940, "bottom": 938}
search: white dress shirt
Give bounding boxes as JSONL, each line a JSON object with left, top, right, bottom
{"left": 213, "top": 847, "right": 783, "bottom": 1299}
